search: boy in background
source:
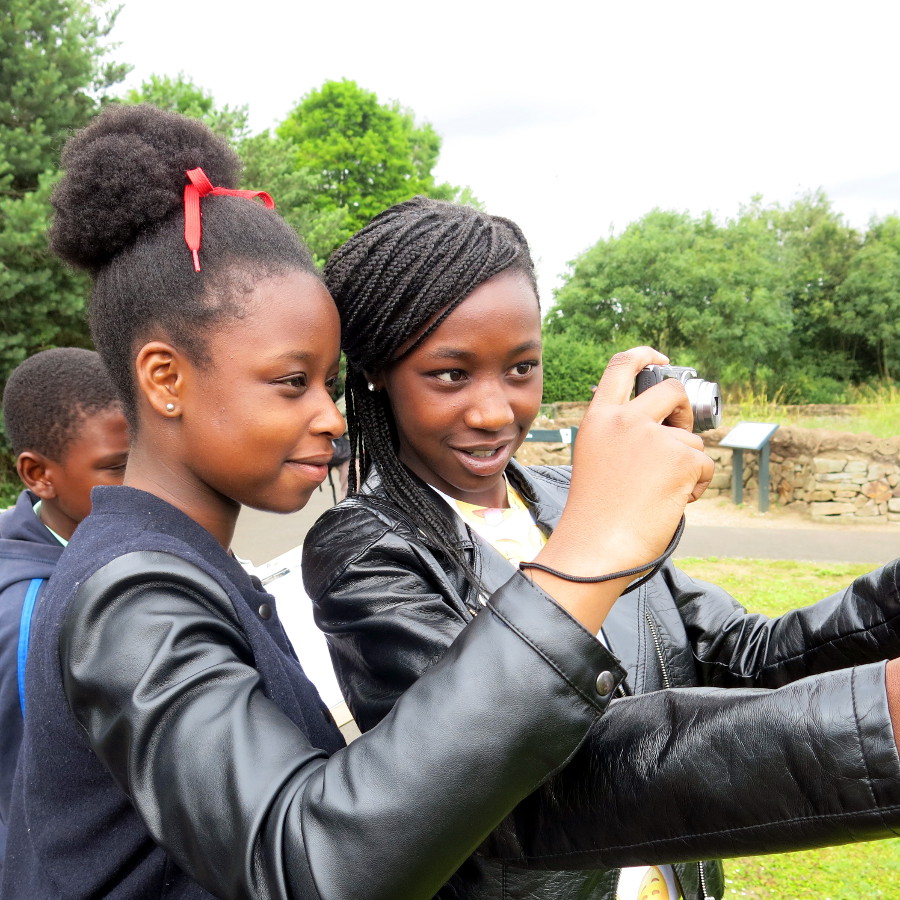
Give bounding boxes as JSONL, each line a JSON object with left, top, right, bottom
{"left": 0, "top": 348, "right": 128, "bottom": 868}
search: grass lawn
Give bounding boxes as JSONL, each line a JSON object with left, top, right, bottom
{"left": 676, "top": 557, "right": 900, "bottom": 898}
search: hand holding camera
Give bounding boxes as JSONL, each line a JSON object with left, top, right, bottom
{"left": 634, "top": 365, "right": 722, "bottom": 433}
{"left": 531, "top": 348, "right": 716, "bottom": 632}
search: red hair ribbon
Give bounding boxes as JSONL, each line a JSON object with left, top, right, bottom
{"left": 183, "top": 167, "right": 275, "bottom": 272}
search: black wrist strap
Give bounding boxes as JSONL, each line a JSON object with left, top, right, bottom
{"left": 519, "top": 515, "right": 685, "bottom": 596}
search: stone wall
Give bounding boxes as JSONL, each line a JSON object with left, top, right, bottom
{"left": 703, "top": 426, "right": 900, "bottom": 523}
{"left": 516, "top": 403, "right": 900, "bottom": 524}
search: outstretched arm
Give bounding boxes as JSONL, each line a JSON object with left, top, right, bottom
{"left": 62, "top": 552, "right": 624, "bottom": 900}
{"left": 484, "top": 660, "right": 900, "bottom": 868}
{"left": 663, "top": 560, "right": 900, "bottom": 686}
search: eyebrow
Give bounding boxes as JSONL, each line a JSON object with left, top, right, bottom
{"left": 269, "top": 351, "right": 315, "bottom": 363}
{"left": 268, "top": 351, "right": 342, "bottom": 370}
{"left": 422, "top": 340, "right": 542, "bottom": 361}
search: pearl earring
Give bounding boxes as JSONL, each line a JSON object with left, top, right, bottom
{"left": 165, "top": 403, "right": 175, "bottom": 412}
{"left": 367, "top": 382, "right": 375, "bottom": 392}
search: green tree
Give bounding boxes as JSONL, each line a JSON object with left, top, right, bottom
{"left": 836, "top": 216, "right": 900, "bottom": 380}
{"left": 277, "top": 79, "right": 472, "bottom": 246}
{"left": 0, "top": 0, "right": 128, "bottom": 381}
{"left": 752, "top": 191, "right": 865, "bottom": 396}
{"left": 238, "top": 132, "right": 348, "bottom": 266}
{"left": 546, "top": 209, "right": 793, "bottom": 386}
{"left": 124, "top": 73, "right": 250, "bottom": 143}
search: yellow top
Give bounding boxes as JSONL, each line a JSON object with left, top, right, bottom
{"left": 452, "top": 481, "right": 547, "bottom": 567}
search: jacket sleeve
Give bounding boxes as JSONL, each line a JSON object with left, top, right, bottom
{"left": 493, "top": 662, "right": 900, "bottom": 867}
{"left": 303, "top": 505, "right": 900, "bottom": 868}
{"left": 661, "top": 559, "right": 900, "bottom": 686}
{"left": 59, "top": 551, "right": 624, "bottom": 900}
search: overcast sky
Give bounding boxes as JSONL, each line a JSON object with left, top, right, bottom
{"left": 113, "top": 0, "right": 900, "bottom": 303}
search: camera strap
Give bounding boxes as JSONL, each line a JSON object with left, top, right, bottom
{"left": 518, "top": 515, "right": 685, "bottom": 595}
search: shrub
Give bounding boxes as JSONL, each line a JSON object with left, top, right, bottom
{"left": 541, "top": 333, "right": 614, "bottom": 403}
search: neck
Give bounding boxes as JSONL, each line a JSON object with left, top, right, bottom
{"left": 36, "top": 501, "right": 76, "bottom": 542}
{"left": 124, "top": 442, "right": 240, "bottom": 549}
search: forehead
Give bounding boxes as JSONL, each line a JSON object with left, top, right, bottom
{"left": 417, "top": 271, "right": 541, "bottom": 352}
{"left": 62, "top": 405, "right": 129, "bottom": 458}
{"left": 209, "top": 271, "right": 341, "bottom": 359}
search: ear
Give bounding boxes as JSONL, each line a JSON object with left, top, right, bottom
{"left": 363, "top": 369, "right": 386, "bottom": 391}
{"left": 135, "top": 341, "right": 186, "bottom": 418}
{"left": 17, "top": 452, "right": 57, "bottom": 499}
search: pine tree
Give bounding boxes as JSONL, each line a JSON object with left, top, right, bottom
{"left": 0, "top": 0, "right": 128, "bottom": 380}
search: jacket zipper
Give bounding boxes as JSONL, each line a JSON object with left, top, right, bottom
{"left": 626, "top": 616, "right": 699, "bottom": 899}
{"left": 647, "top": 615, "right": 717, "bottom": 899}
{"left": 697, "top": 860, "right": 713, "bottom": 899}
{"left": 645, "top": 611, "right": 671, "bottom": 689}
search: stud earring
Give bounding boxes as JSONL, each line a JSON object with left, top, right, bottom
{"left": 165, "top": 403, "right": 175, "bottom": 412}
{"left": 367, "top": 382, "right": 375, "bottom": 392}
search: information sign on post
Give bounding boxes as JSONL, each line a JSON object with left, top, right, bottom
{"left": 719, "top": 423, "right": 780, "bottom": 512}
{"left": 524, "top": 427, "right": 578, "bottom": 463}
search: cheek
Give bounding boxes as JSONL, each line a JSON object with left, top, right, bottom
{"left": 60, "top": 479, "right": 96, "bottom": 518}
{"left": 84, "top": 470, "right": 114, "bottom": 493}
{"left": 515, "top": 380, "right": 544, "bottom": 419}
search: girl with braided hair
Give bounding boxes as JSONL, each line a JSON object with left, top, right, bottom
{"left": 303, "top": 196, "right": 900, "bottom": 900}
{"left": 0, "top": 107, "right": 716, "bottom": 899}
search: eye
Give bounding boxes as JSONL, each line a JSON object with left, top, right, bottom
{"left": 434, "top": 369, "right": 467, "bottom": 383}
{"left": 326, "top": 375, "right": 341, "bottom": 395}
{"left": 274, "top": 372, "right": 309, "bottom": 391}
{"left": 511, "top": 360, "right": 540, "bottom": 377}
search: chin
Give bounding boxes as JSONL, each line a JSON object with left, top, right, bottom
{"left": 271, "top": 493, "right": 315, "bottom": 515}
{"left": 241, "top": 486, "right": 315, "bottom": 516}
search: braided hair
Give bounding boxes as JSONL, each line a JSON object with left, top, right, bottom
{"left": 324, "top": 196, "right": 538, "bottom": 578}
{"left": 50, "top": 104, "right": 319, "bottom": 430}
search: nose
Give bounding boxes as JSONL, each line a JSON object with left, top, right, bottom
{"left": 313, "top": 393, "right": 346, "bottom": 439}
{"left": 463, "top": 379, "right": 516, "bottom": 432}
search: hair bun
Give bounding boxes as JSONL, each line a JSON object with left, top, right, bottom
{"left": 50, "top": 104, "right": 241, "bottom": 271}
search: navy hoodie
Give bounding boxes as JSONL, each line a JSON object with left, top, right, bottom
{"left": 0, "top": 491, "right": 62, "bottom": 870}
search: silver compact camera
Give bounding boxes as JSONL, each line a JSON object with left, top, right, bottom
{"left": 634, "top": 365, "right": 722, "bottom": 433}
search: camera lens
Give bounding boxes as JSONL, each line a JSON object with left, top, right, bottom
{"left": 684, "top": 378, "right": 722, "bottom": 432}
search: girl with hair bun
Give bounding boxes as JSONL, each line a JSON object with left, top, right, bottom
{"left": 303, "top": 195, "right": 900, "bottom": 900}
{"left": 1, "top": 106, "right": 715, "bottom": 899}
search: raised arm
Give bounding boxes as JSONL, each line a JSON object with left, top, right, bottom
{"left": 523, "top": 347, "right": 712, "bottom": 631}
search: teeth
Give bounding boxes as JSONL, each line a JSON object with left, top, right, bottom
{"left": 469, "top": 449, "right": 498, "bottom": 458}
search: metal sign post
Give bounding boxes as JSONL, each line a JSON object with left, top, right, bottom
{"left": 719, "top": 422, "right": 780, "bottom": 512}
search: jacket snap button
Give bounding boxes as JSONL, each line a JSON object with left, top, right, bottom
{"left": 258, "top": 602, "right": 273, "bottom": 620}
{"left": 595, "top": 671, "right": 615, "bottom": 696}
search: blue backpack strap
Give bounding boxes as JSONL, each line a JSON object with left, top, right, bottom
{"left": 17, "top": 577, "right": 44, "bottom": 715}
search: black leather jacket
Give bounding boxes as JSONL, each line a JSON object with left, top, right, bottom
{"left": 1, "top": 486, "right": 631, "bottom": 899}
{"left": 302, "top": 461, "right": 900, "bottom": 900}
